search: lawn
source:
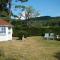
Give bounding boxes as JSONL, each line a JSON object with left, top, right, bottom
{"left": 0, "top": 36, "right": 60, "bottom": 60}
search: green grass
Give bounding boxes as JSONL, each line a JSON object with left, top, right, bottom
{"left": 34, "top": 36, "right": 60, "bottom": 47}
{"left": 0, "top": 36, "right": 60, "bottom": 60}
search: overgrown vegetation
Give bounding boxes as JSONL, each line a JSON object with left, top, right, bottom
{"left": 11, "top": 16, "right": 60, "bottom": 39}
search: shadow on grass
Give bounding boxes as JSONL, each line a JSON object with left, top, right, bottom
{"left": 54, "top": 52, "right": 60, "bottom": 60}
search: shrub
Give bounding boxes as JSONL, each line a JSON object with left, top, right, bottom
{"left": 18, "top": 30, "right": 29, "bottom": 40}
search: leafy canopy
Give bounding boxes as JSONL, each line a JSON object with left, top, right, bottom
{"left": 0, "top": 0, "right": 28, "bottom": 17}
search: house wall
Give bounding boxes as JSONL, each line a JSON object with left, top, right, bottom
{"left": 0, "top": 26, "right": 12, "bottom": 41}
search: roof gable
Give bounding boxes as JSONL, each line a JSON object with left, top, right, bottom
{"left": 0, "top": 19, "right": 12, "bottom": 26}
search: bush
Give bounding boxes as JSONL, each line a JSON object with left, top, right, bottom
{"left": 18, "top": 30, "right": 29, "bottom": 40}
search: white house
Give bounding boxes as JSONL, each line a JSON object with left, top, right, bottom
{"left": 0, "top": 19, "right": 13, "bottom": 41}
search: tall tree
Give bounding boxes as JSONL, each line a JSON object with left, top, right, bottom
{"left": 0, "top": 0, "right": 9, "bottom": 17}
{"left": 0, "top": 0, "right": 28, "bottom": 18}
{"left": 15, "top": 6, "right": 40, "bottom": 20}
{"left": 25, "top": 6, "right": 40, "bottom": 19}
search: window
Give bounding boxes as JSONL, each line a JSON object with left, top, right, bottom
{"left": 8, "top": 27, "right": 11, "bottom": 30}
{"left": 8, "top": 27, "right": 11, "bottom": 34}
{"left": 0, "top": 27, "right": 6, "bottom": 35}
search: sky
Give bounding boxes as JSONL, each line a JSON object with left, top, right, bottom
{"left": 12, "top": 0, "right": 60, "bottom": 17}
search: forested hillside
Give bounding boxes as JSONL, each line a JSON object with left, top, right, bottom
{"left": 10, "top": 16, "right": 60, "bottom": 38}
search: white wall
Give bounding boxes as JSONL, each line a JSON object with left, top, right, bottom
{"left": 0, "top": 26, "right": 12, "bottom": 41}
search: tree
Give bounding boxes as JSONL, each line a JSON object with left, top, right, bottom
{"left": 0, "top": 0, "right": 9, "bottom": 17}
{"left": 0, "top": 0, "right": 28, "bottom": 18}
{"left": 23, "top": 6, "right": 40, "bottom": 35}
{"left": 15, "top": 5, "right": 40, "bottom": 20}
{"left": 25, "top": 6, "right": 40, "bottom": 19}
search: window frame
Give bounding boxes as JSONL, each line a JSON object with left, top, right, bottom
{"left": 0, "top": 26, "right": 6, "bottom": 36}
